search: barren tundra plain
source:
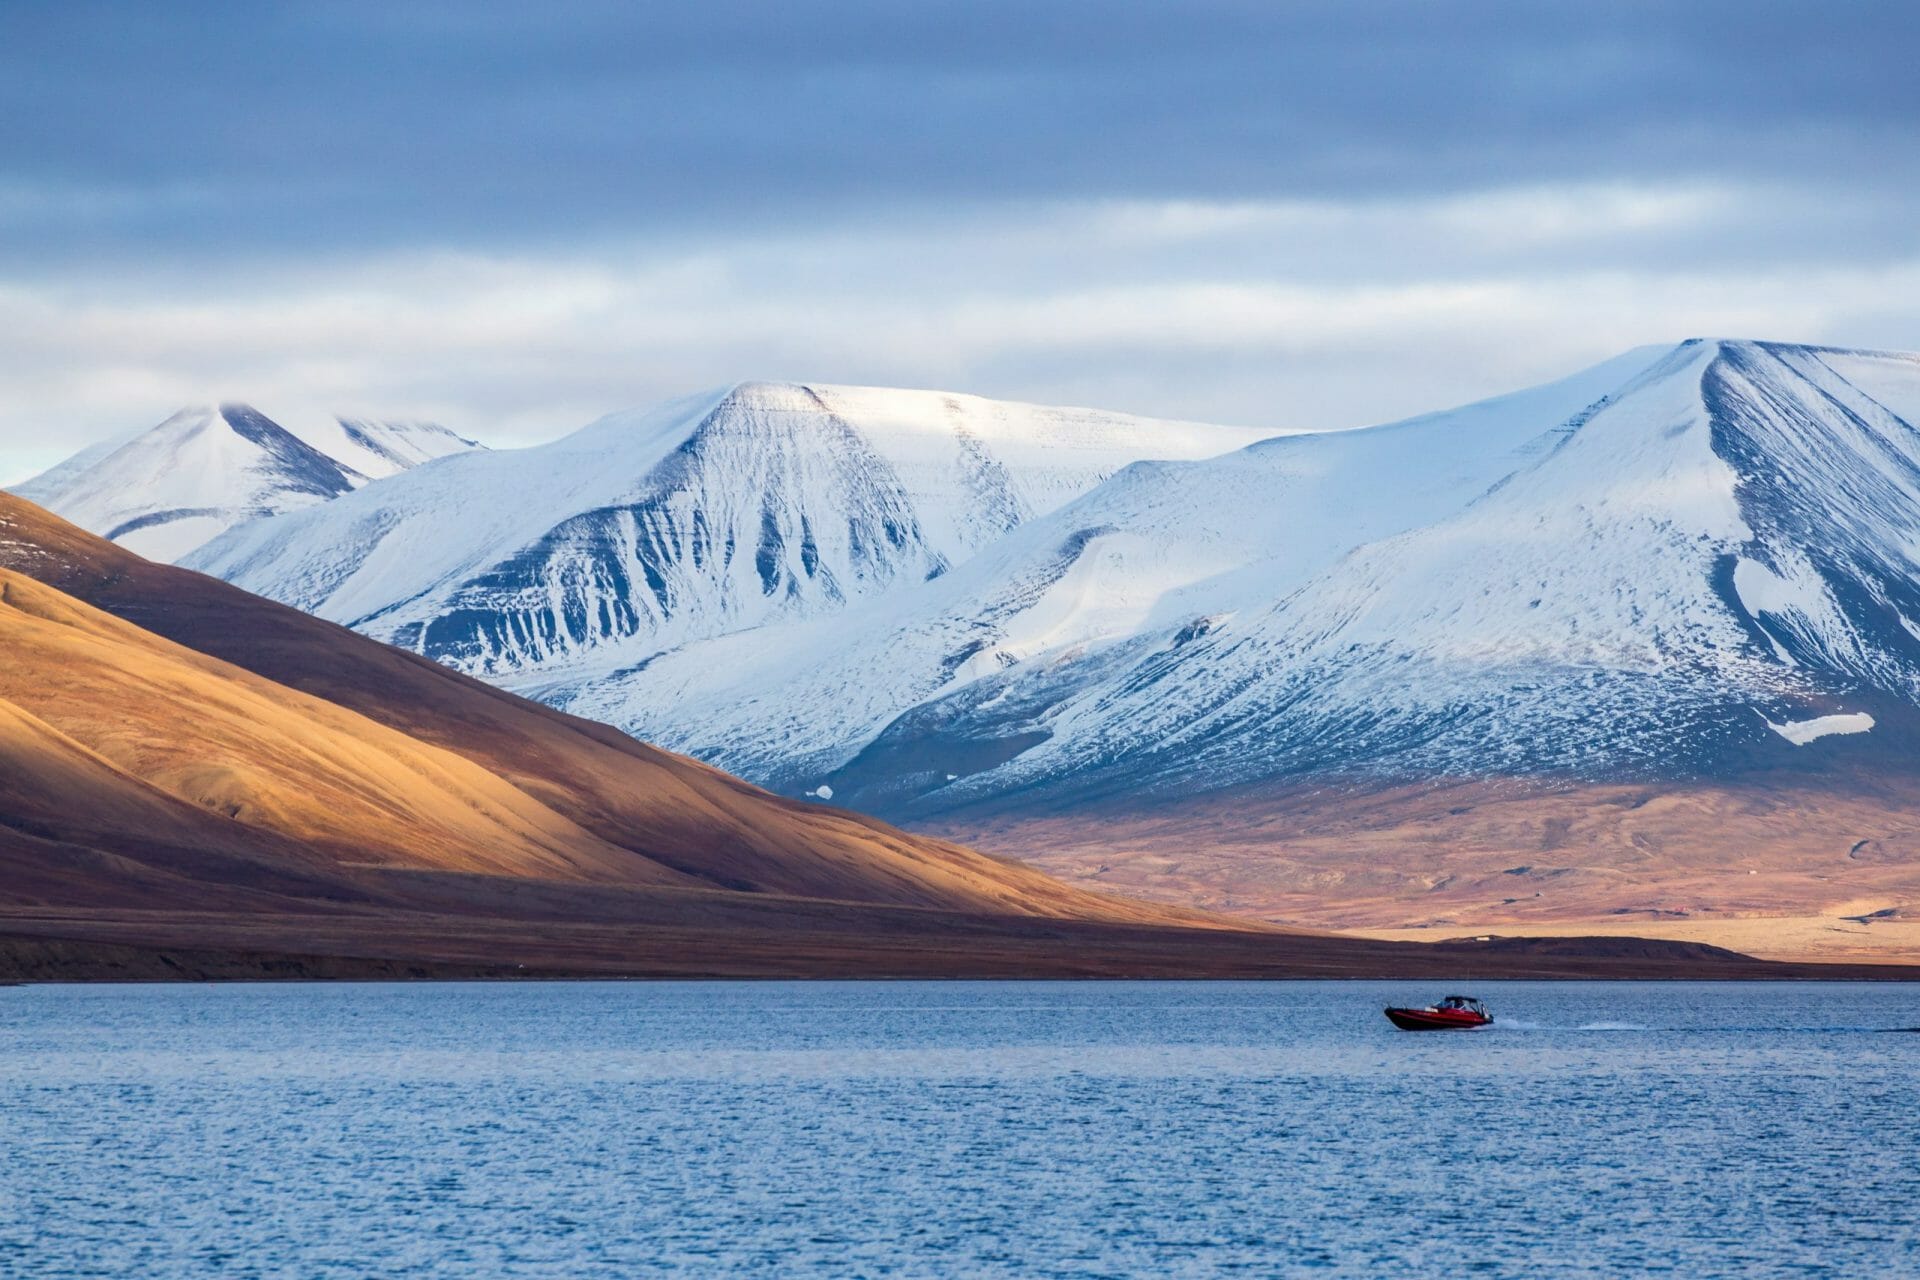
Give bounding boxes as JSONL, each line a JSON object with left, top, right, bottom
{"left": 946, "top": 778, "right": 1920, "bottom": 965}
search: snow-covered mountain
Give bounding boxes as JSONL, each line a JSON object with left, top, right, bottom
{"left": 186, "top": 381, "right": 1280, "bottom": 676}
{"left": 185, "top": 344, "right": 1920, "bottom": 830}
{"left": 689, "top": 338, "right": 1920, "bottom": 816}
{"left": 544, "top": 344, "right": 1684, "bottom": 794}
{"left": 14, "top": 404, "right": 479, "bottom": 562}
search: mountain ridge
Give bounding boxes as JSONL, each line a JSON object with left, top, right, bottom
{"left": 188, "top": 379, "right": 1280, "bottom": 676}
{"left": 180, "top": 339, "right": 1920, "bottom": 805}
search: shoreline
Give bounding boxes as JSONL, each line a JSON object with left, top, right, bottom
{"left": 1347, "top": 914, "right": 1920, "bottom": 966}
{"left": 3, "top": 919, "right": 1916, "bottom": 985}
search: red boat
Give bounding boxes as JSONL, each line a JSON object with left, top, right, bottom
{"left": 1384, "top": 995, "right": 1492, "bottom": 1031}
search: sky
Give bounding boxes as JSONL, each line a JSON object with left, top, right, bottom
{"left": 4, "top": 0, "right": 1919, "bottom": 481}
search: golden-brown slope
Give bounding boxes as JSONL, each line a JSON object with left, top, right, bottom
{"left": 0, "top": 693, "right": 370, "bottom": 911}
{"left": 0, "top": 493, "right": 1199, "bottom": 925}
{"left": 0, "top": 570, "right": 685, "bottom": 884}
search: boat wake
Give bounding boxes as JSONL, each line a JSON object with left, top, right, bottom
{"left": 1493, "top": 1020, "right": 1650, "bottom": 1032}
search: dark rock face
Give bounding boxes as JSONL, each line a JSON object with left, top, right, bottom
{"left": 217, "top": 404, "right": 359, "bottom": 499}
{"left": 409, "top": 386, "right": 944, "bottom": 673}
{"left": 1706, "top": 344, "right": 1920, "bottom": 684}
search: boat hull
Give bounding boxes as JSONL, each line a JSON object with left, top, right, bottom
{"left": 1384, "top": 1007, "right": 1492, "bottom": 1031}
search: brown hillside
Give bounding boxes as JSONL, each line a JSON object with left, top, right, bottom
{"left": 0, "top": 493, "right": 1190, "bottom": 924}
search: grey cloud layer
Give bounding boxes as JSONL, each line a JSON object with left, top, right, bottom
{"left": 5, "top": 1, "right": 1918, "bottom": 261}
{"left": 2, "top": 2, "right": 1917, "bottom": 479}
{"left": 4, "top": 183, "right": 1916, "bottom": 476}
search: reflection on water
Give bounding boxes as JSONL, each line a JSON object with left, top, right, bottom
{"left": 1, "top": 980, "right": 1916, "bottom": 1277}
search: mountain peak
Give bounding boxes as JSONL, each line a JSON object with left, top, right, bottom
{"left": 12, "top": 402, "right": 481, "bottom": 562}
{"left": 709, "top": 379, "right": 830, "bottom": 415}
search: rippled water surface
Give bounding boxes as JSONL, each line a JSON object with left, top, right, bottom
{"left": 3, "top": 980, "right": 1917, "bottom": 1277}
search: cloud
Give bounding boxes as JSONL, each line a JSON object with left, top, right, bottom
{"left": 4, "top": 4, "right": 1919, "bottom": 481}
{"left": 5, "top": 179, "right": 1920, "bottom": 484}
{"left": 3, "top": 2, "right": 1918, "bottom": 262}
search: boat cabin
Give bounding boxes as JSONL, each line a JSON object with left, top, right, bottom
{"left": 1437, "top": 995, "right": 1487, "bottom": 1016}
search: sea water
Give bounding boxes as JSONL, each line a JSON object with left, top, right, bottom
{"left": 1, "top": 980, "right": 1915, "bottom": 1278}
